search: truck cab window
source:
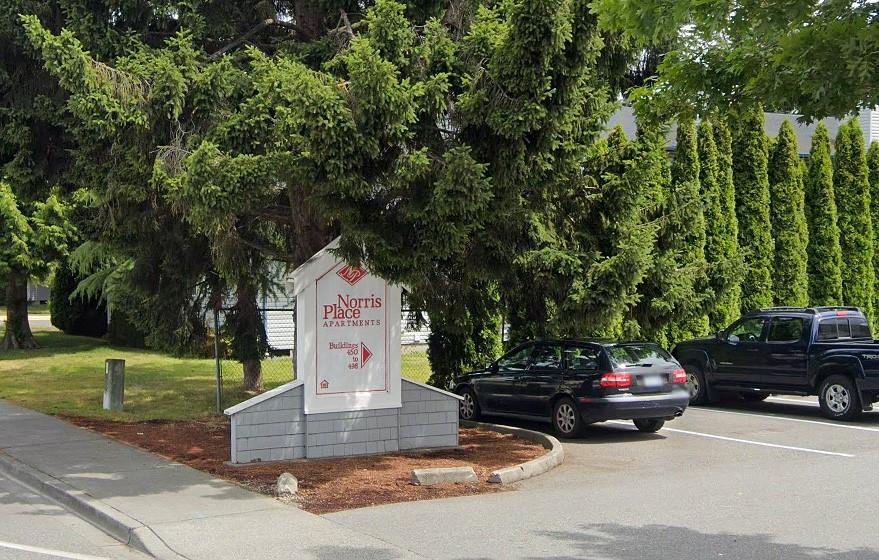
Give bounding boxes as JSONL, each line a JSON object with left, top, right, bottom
{"left": 817, "top": 317, "right": 871, "bottom": 341}
{"left": 728, "top": 318, "right": 765, "bottom": 342}
{"left": 850, "top": 319, "right": 872, "bottom": 339}
{"left": 767, "top": 318, "right": 805, "bottom": 342}
{"left": 817, "top": 320, "right": 838, "bottom": 341}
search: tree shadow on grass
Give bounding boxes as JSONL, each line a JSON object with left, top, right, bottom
{"left": 530, "top": 522, "right": 877, "bottom": 560}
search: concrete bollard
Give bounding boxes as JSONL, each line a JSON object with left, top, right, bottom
{"left": 103, "top": 359, "right": 125, "bottom": 411}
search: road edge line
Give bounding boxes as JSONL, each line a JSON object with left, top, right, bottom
{"left": 0, "top": 449, "right": 186, "bottom": 560}
{"left": 460, "top": 420, "right": 564, "bottom": 484}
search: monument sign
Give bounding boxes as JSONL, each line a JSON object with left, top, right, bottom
{"left": 224, "top": 238, "right": 459, "bottom": 463}
{"left": 290, "top": 239, "right": 402, "bottom": 414}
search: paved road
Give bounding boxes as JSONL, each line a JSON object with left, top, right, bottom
{"left": 0, "top": 315, "right": 53, "bottom": 329}
{"left": 0, "top": 472, "right": 146, "bottom": 560}
{"left": 327, "top": 396, "right": 879, "bottom": 559}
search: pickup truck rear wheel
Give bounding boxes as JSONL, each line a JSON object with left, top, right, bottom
{"left": 818, "top": 375, "right": 862, "bottom": 421}
{"left": 685, "top": 365, "right": 710, "bottom": 405}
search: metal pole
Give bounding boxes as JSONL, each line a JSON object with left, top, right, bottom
{"left": 214, "top": 309, "right": 223, "bottom": 415}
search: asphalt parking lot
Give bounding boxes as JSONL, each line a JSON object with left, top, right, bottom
{"left": 327, "top": 396, "right": 879, "bottom": 559}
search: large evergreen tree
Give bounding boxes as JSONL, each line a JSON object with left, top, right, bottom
{"left": 732, "top": 105, "right": 774, "bottom": 313}
{"left": 768, "top": 120, "right": 809, "bottom": 306}
{"left": 26, "top": 0, "right": 655, "bottom": 380}
{"left": 804, "top": 122, "right": 843, "bottom": 306}
{"left": 834, "top": 120, "right": 874, "bottom": 317}
{"left": 701, "top": 119, "right": 741, "bottom": 330}
{"left": 868, "top": 141, "right": 879, "bottom": 323}
{"left": 427, "top": 284, "right": 502, "bottom": 388}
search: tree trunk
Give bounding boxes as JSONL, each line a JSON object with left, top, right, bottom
{"left": 294, "top": 0, "right": 328, "bottom": 41}
{"left": 2, "top": 274, "right": 38, "bottom": 350}
{"left": 243, "top": 358, "right": 262, "bottom": 392}
{"left": 234, "top": 282, "right": 264, "bottom": 391}
{"left": 288, "top": 183, "right": 335, "bottom": 266}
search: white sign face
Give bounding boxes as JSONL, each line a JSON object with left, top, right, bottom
{"left": 295, "top": 253, "right": 401, "bottom": 415}
{"left": 315, "top": 264, "right": 388, "bottom": 396}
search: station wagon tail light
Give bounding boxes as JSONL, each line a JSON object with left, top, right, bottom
{"left": 672, "top": 368, "right": 687, "bottom": 384}
{"left": 600, "top": 372, "right": 632, "bottom": 388}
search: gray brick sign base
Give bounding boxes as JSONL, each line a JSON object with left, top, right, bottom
{"left": 225, "top": 380, "right": 462, "bottom": 463}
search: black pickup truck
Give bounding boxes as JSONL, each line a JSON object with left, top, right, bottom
{"left": 672, "top": 307, "right": 879, "bottom": 420}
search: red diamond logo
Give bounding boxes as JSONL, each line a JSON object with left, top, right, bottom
{"left": 336, "top": 265, "right": 367, "bottom": 286}
{"left": 361, "top": 343, "right": 373, "bottom": 367}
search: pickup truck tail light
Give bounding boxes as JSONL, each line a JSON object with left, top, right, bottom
{"left": 672, "top": 368, "right": 687, "bottom": 384}
{"left": 600, "top": 372, "right": 633, "bottom": 388}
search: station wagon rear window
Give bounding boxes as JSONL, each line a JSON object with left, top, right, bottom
{"left": 607, "top": 345, "right": 674, "bottom": 367}
{"left": 817, "top": 317, "right": 872, "bottom": 341}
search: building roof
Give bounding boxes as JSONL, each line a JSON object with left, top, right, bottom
{"left": 607, "top": 106, "right": 878, "bottom": 156}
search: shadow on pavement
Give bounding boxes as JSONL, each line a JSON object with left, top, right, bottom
{"left": 703, "top": 399, "right": 879, "bottom": 425}
{"left": 477, "top": 415, "right": 667, "bottom": 445}
{"left": 531, "top": 522, "right": 878, "bottom": 560}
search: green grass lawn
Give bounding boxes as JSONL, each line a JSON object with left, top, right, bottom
{"left": 0, "top": 330, "right": 433, "bottom": 421}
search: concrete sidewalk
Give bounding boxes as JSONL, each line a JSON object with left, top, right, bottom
{"left": 0, "top": 400, "right": 420, "bottom": 560}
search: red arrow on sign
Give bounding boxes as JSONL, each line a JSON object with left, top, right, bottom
{"left": 361, "top": 343, "right": 373, "bottom": 367}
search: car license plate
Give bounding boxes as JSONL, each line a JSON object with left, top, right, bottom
{"left": 642, "top": 375, "right": 663, "bottom": 388}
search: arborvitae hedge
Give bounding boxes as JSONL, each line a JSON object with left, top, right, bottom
{"left": 768, "top": 120, "right": 809, "bottom": 306}
{"left": 805, "top": 123, "right": 843, "bottom": 306}
{"left": 834, "top": 119, "right": 874, "bottom": 318}
{"left": 708, "top": 118, "right": 742, "bottom": 328}
{"left": 868, "top": 141, "right": 879, "bottom": 323}
{"left": 698, "top": 117, "right": 742, "bottom": 331}
{"left": 732, "top": 104, "right": 774, "bottom": 312}
{"left": 666, "top": 118, "right": 709, "bottom": 342}
{"left": 607, "top": 127, "right": 671, "bottom": 344}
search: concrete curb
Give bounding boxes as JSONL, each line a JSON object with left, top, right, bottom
{"left": 461, "top": 420, "right": 564, "bottom": 484}
{"left": 0, "top": 450, "right": 186, "bottom": 560}
{"left": 411, "top": 466, "right": 478, "bottom": 486}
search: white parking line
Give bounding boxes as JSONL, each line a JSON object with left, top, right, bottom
{"left": 607, "top": 421, "right": 855, "bottom": 457}
{"left": 662, "top": 427, "right": 856, "bottom": 457}
{"left": 0, "top": 541, "right": 110, "bottom": 560}
{"left": 692, "top": 407, "right": 879, "bottom": 432}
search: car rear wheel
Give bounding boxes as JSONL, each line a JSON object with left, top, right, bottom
{"left": 633, "top": 418, "right": 665, "bottom": 433}
{"left": 685, "top": 364, "right": 710, "bottom": 405}
{"left": 552, "top": 397, "right": 583, "bottom": 438}
{"left": 458, "top": 388, "right": 480, "bottom": 421}
{"left": 819, "top": 375, "right": 862, "bottom": 421}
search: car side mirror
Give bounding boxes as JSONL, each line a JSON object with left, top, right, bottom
{"left": 727, "top": 334, "right": 740, "bottom": 344}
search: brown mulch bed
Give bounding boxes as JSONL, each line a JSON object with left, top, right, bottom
{"left": 62, "top": 417, "right": 547, "bottom": 514}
